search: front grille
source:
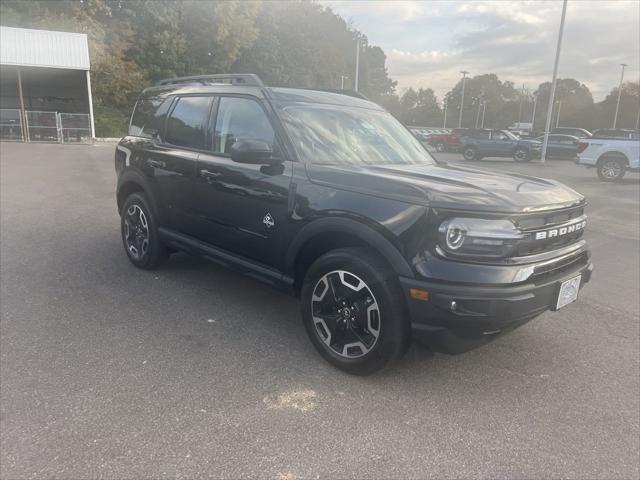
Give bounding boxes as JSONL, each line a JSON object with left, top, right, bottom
{"left": 513, "top": 205, "right": 586, "bottom": 256}
{"left": 531, "top": 251, "right": 589, "bottom": 283}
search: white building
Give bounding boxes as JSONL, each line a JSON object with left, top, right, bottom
{"left": 0, "top": 25, "right": 95, "bottom": 141}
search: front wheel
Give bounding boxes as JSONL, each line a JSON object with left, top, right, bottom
{"left": 120, "top": 192, "right": 168, "bottom": 269}
{"left": 301, "top": 248, "right": 410, "bottom": 375}
{"left": 513, "top": 148, "right": 531, "bottom": 162}
{"left": 597, "top": 157, "right": 626, "bottom": 182}
{"left": 463, "top": 146, "right": 479, "bottom": 161}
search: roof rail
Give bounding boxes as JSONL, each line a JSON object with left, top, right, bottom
{"left": 311, "top": 88, "right": 369, "bottom": 100}
{"left": 156, "top": 73, "right": 265, "bottom": 87}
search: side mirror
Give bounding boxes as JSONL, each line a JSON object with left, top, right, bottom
{"left": 230, "top": 139, "right": 281, "bottom": 165}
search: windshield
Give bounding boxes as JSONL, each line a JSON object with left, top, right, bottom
{"left": 503, "top": 130, "right": 519, "bottom": 140}
{"left": 278, "top": 104, "right": 435, "bottom": 166}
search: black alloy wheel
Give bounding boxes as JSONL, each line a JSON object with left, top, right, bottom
{"left": 463, "top": 147, "right": 478, "bottom": 161}
{"left": 310, "top": 270, "right": 381, "bottom": 359}
{"left": 301, "top": 248, "right": 410, "bottom": 375}
{"left": 120, "top": 192, "right": 168, "bottom": 269}
{"left": 513, "top": 147, "right": 531, "bottom": 162}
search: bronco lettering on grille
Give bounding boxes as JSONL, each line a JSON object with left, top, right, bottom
{"left": 535, "top": 220, "right": 586, "bottom": 240}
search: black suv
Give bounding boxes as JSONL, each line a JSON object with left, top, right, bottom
{"left": 459, "top": 129, "right": 542, "bottom": 162}
{"left": 116, "top": 74, "right": 593, "bottom": 374}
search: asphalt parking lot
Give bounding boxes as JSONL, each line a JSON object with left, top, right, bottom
{"left": 1, "top": 142, "right": 639, "bottom": 479}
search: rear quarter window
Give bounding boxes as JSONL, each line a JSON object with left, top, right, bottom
{"left": 129, "top": 97, "right": 171, "bottom": 138}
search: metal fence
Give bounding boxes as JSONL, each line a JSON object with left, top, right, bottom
{"left": 0, "top": 109, "right": 91, "bottom": 143}
{"left": 59, "top": 113, "right": 92, "bottom": 143}
{"left": 26, "top": 111, "right": 59, "bottom": 142}
{"left": 0, "top": 109, "right": 23, "bottom": 141}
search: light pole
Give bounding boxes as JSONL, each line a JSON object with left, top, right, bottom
{"left": 354, "top": 39, "right": 361, "bottom": 92}
{"left": 541, "top": 0, "right": 568, "bottom": 165}
{"left": 613, "top": 63, "right": 628, "bottom": 128}
{"left": 531, "top": 93, "right": 538, "bottom": 131}
{"left": 555, "top": 100, "right": 562, "bottom": 128}
{"left": 475, "top": 98, "right": 482, "bottom": 128}
{"left": 443, "top": 100, "right": 448, "bottom": 128}
{"left": 458, "top": 70, "right": 469, "bottom": 128}
{"left": 518, "top": 84, "right": 525, "bottom": 124}
{"left": 481, "top": 101, "right": 487, "bottom": 128}
{"left": 340, "top": 75, "right": 349, "bottom": 89}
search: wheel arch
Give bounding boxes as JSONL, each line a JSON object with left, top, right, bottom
{"left": 597, "top": 151, "right": 629, "bottom": 166}
{"left": 116, "top": 169, "right": 161, "bottom": 219}
{"left": 285, "top": 217, "right": 414, "bottom": 293}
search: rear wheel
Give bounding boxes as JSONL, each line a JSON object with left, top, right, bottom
{"left": 436, "top": 142, "right": 446, "bottom": 152}
{"left": 597, "top": 157, "right": 626, "bottom": 182}
{"left": 513, "top": 147, "right": 531, "bottom": 162}
{"left": 463, "top": 146, "right": 479, "bottom": 161}
{"left": 120, "top": 192, "right": 168, "bottom": 269}
{"left": 301, "top": 248, "right": 410, "bottom": 375}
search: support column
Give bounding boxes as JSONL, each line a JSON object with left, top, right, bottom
{"left": 85, "top": 70, "right": 95, "bottom": 139}
{"left": 16, "top": 67, "right": 28, "bottom": 142}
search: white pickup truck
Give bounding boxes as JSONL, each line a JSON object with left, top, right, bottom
{"left": 576, "top": 130, "right": 640, "bottom": 181}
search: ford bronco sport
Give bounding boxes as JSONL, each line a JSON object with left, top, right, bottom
{"left": 116, "top": 74, "right": 593, "bottom": 375}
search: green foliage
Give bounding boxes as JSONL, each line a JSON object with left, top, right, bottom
{"left": 94, "top": 104, "right": 128, "bottom": 138}
{"left": 1, "top": 0, "right": 635, "bottom": 134}
{"left": 1, "top": 0, "right": 397, "bottom": 135}
{"left": 398, "top": 88, "right": 442, "bottom": 126}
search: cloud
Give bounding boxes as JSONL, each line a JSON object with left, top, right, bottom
{"left": 322, "top": 0, "right": 640, "bottom": 101}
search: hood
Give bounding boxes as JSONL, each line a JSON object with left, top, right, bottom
{"left": 306, "top": 162, "right": 584, "bottom": 213}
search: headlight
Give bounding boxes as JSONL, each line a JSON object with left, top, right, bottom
{"left": 438, "top": 218, "right": 524, "bottom": 258}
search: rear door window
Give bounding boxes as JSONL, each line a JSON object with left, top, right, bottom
{"left": 165, "top": 96, "right": 212, "bottom": 149}
{"left": 129, "top": 97, "right": 171, "bottom": 138}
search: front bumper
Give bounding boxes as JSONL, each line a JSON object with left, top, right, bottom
{"left": 400, "top": 254, "right": 593, "bottom": 354}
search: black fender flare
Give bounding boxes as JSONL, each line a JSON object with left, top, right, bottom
{"left": 116, "top": 168, "right": 162, "bottom": 220}
{"left": 284, "top": 217, "right": 414, "bottom": 279}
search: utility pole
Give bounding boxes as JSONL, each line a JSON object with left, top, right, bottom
{"left": 340, "top": 75, "right": 349, "bottom": 89}
{"left": 613, "top": 63, "right": 627, "bottom": 128}
{"left": 458, "top": 70, "right": 469, "bottom": 128}
{"left": 541, "top": 0, "right": 568, "bottom": 165}
{"left": 443, "top": 101, "right": 448, "bottom": 128}
{"left": 481, "top": 101, "right": 487, "bottom": 128}
{"left": 556, "top": 100, "right": 562, "bottom": 128}
{"left": 475, "top": 99, "right": 482, "bottom": 128}
{"left": 354, "top": 39, "right": 360, "bottom": 92}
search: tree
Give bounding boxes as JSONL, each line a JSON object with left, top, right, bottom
{"left": 444, "top": 74, "right": 519, "bottom": 128}
{"left": 592, "top": 81, "right": 640, "bottom": 130}
{"left": 534, "top": 78, "right": 594, "bottom": 131}
{"left": 397, "top": 88, "right": 442, "bottom": 126}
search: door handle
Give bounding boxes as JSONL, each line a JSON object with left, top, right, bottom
{"left": 147, "top": 159, "right": 166, "bottom": 169}
{"left": 199, "top": 169, "right": 221, "bottom": 179}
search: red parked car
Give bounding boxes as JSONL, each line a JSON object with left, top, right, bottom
{"left": 427, "top": 128, "right": 465, "bottom": 152}
{"left": 407, "top": 127, "right": 466, "bottom": 153}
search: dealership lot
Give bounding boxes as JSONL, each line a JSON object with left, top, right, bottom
{"left": 1, "top": 143, "right": 638, "bottom": 479}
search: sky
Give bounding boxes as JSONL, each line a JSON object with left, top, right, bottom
{"left": 322, "top": 0, "right": 640, "bottom": 102}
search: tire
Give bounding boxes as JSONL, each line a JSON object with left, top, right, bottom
{"left": 463, "top": 146, "right": 479, "bottom": 161}
{"left": 513, "top": 147, "right": 531, "bottom": 162}
{"left": 597, "top": 157, "right": 627, "bottom": 182}
{"left": 301, "top": 248, "right": 410, "bottom": 375}
{"left": 120, "top": 192, "right": 168, "bottom": 269}
{"left": 436, "top": 142, "right": 446, "bottom": 152}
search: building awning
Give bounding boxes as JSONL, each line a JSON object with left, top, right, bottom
{"left": 0, "top": 26, "right": 90, "bottom": 70}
